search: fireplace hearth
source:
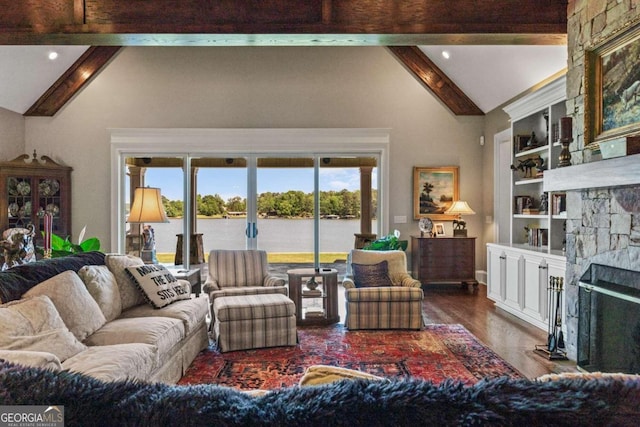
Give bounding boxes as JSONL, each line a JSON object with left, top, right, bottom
{"left": 578, "top": 264, "right": 640, "bottom": 374}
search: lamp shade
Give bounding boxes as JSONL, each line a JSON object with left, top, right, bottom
{"left": 127, "top": 187, "right": 169, "bottom": 223}
{"left": 445, "top": 200, "right": 476, "bottom": 216}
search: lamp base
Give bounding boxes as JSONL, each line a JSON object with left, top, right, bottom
{"left": 453, "top": 229, "right": 468, "bottom": 237}
{"left": 141, "top": 249, "right": 158, "bottom": 264}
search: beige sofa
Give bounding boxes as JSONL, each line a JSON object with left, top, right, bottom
{"left": 0, "top": 253, "right": 209, "bottom": 384}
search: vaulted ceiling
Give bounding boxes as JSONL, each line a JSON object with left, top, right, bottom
{"left": 0, "top": 0, "right": 568, "bottom": 117}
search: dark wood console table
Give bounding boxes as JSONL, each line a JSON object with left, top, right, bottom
{"left": 411, "top": 236, "right": 477, "bottom": 288}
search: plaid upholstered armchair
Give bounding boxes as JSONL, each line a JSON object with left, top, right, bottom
{"left": 203, "top": 249, "right": 287, "bottom": 301}
{"left": 343, "top": 250, "right": 424, "bottom": 330}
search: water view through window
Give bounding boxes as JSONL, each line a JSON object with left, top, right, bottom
{"left": 125, "top": 156, "right": 378, "bottom": 267}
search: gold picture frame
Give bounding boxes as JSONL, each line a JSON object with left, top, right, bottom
{"left": 585, "top": 22, "right": 640, "bottom": 146}
{"left": 413, "top": 166, "right": 459, "bottom": 220}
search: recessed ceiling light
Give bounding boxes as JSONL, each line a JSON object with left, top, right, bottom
{"left": 48, "top": 51, "right": 58, "bottom": 60}
{"left": 442, "top": 51, "right": 451, "bottom": 59}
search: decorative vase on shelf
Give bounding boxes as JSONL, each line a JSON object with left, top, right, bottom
{"left": 306, "top": 276, "right": 318, "bottom": 290}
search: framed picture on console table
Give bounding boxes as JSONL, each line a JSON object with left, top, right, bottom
{"left": 413, "top": 166, "right": 459, "bottom": 220}
{"left": 585, "top": 22, "right": 640, "bottom": 147}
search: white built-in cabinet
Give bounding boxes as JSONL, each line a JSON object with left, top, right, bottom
{"left": 487, "top": 243, "right": 566, "bottom": 331}
{"left": 487, "top": 75, "right": 567, "bottom": 332}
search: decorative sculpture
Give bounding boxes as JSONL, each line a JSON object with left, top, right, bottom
{"left": 1, "top": 225, "right": 36, "bottom": 270}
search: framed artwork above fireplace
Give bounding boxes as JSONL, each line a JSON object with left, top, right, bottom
{"left": 585, "top": 22, "right": 640, "bottom": 148}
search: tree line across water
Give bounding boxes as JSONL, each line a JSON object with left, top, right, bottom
{"left": 162, "top": 189, "right": 377, "bottom": 219}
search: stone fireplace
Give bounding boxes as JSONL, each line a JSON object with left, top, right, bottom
{"left": 546, "top": 1, "right": 640, "bottom": 363}
{"left": 545, "top": 160, "right": 640, "bottom": 361}
{"left": 578, "top": 263, "right": 640, "bottom": 373}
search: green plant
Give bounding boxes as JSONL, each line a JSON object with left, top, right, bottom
{"left": 363, "top": 230, "right": 408, "bottom": 251}
{"left": 38, "top": 226, "right": 101, "bottom": 258}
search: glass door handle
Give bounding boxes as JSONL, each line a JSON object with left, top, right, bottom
{"left": 246, "top": 222, "right": 258, "bottom": 238}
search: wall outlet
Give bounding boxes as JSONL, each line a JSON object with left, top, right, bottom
{"left": 394, "top": 215, "right": 407, "bottom": 224}
{"left": 485, "top": 215, "right": 493, "bottom": 224}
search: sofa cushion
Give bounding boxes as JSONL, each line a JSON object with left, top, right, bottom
{"left": 124, "top": 264, "right": 191, "bottom": 308}
{"left": 77, "top": 265, "right": 122, "bottom": 322}
{"left": 352, "top": 261, "right": 394, "bottom": 288}
{"left": 0, "top": 295, "right": 86, "bottom": 362}
{"left": 24, "top": 270, "right": 107, "bottom": 341}
{"left": 62, "top": 343, "right": 157, "bottom": 382}
{"left": 345, "top": 286, "right": 424, "bottom": 302}
{"left": 213, "top": 294, "right": 295, "bottom": 321}
{"left": 0, "top": 349, "right": 62, "bottom": 371}
{"left": 0, "top": 251, "right": 106, "bottom": 304}
{"left": 104, "top": 254, "right": 147, "bottom": 310}
{"left": 84, "top": 317, "right": 185, "bottom": 365}
{"left": 119, "top": 296, "right": 209, "bottom": 335}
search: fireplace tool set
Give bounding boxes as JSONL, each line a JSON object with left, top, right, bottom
{"left": 535, "top": 276, "right": 568, "bottom": 360}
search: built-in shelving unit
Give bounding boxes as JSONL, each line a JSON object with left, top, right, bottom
{"left": 504, "top": 75, "right": 567, "bottom": 257}
{"left": 487, "top": 75, "right": 568, "bottom": 333}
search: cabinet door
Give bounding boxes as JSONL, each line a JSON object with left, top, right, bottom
{"left": 522, "top": 256, "right": 546, "bottom": 323}
{"left": 1, "top": 153, "right": 72, "bottom": 246}
{"left": 487, "top": 245, "right": 505, "bottom": 302}
{"left": 503, "top": 252, "right": 522, "bottom": 311}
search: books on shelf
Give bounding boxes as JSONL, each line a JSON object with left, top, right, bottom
{"left": 305, "top": 307, "right": 325, "bottom": 318}
{"left": 514, "top": 195, "right": 534, "bottom": 214}
{"left": 303, "top": 289, "right": 322, "bottom": 297}
{"left": 551, "top": 193, "right": 567, "bottom": 216}
{"left": 526, "top": 227, "right": 548, "bottom": 247}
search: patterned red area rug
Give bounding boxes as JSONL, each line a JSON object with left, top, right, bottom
{"left": 179, "top": 324, "right": 524, "bottom": 390}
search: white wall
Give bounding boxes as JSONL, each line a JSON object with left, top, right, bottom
{"left": 23, "top": 47, "right": 487, "bottom": 268}
{"left": 0, "top": 107, "right": 25, "bottom": 160}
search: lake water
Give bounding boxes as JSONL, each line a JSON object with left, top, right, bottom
{"left": 150, "top": 218, "right": 376, "bottom": 254}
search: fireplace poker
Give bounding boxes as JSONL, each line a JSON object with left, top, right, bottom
{"left": 547, "top": 277, "right": 555, "bottom": 351}
{"left": 548, "top": 277, "right": 558, "bottom": 352}
{"left": 556, "top": 278, "right": 565, "bottom": 351}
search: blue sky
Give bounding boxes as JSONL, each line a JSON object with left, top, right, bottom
{"left": 145, "top": 167, "right": 376, "bottom": 201}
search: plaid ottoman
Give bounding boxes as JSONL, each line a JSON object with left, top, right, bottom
{"left": 213, "top": 293, "right": 297, "bottom": 352}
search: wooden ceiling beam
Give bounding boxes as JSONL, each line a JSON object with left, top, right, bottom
{"left": 0, "top": 0, "right": 567, "bottom": 45}
{"left": 13, "top": 1, "right": 566, "bottom": 116}
{"left": 389, "top": 46, "right": 483, "bottom": 116}
{"left": 24, "top": 46, "right": 121, "bottom": 116}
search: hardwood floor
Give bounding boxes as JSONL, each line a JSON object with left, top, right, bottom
{"left": 419, "top": 283, "right": 577, "bottom": 379}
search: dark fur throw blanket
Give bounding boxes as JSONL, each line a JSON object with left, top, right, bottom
{"left": 1, "top": 361, "right": 639, "bottom": 426}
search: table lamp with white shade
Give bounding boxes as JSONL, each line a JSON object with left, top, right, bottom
{"left": 445, "top": 200, "right": 476, "bottom": 237}
{"left": 127, "top": 187, "right": 169, "bottom": 264}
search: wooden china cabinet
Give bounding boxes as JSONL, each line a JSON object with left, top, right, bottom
{"left": 0, "top": 151, "right": 72, "bottom": 248}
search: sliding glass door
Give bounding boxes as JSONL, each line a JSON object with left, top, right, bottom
{"left": 122, "top": 154, "right": 377, "bottom": 269}
{"left": 113, "top": 128, "right": 389, "bottom": 272}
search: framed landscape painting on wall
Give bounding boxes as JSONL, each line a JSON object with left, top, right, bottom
{"left": 413, "top": 166, "right": 459, "bottom": 220}
{"left": 585, "top": 23, "right": 640, "bottom": 146}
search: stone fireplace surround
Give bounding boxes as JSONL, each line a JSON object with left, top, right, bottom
{"left": 548, "top": 1, "right": 640, "bottom": 363}
{"left": 544, "top": 154, "right": 640, "bottom": 361}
